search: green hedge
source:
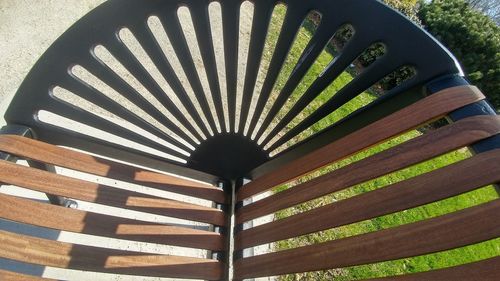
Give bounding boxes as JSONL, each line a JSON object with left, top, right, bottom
{"left": 419, "top": 0, "right": 500, "bottom": 110}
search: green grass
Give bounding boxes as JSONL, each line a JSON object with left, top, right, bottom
{"left": 259, "top": 5, "right": 500, "bottom": 280}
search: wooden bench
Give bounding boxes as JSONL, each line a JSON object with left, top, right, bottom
{"left": 1, "top": 0, "right": 499, "bottom": 280}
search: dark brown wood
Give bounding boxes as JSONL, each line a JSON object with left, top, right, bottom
{"left": 0, "top": 193, "right": 224, "bottom": 251}
{"left": 0, "top": 160, "right": 225, "bottom": 226}
{"left": 234, "top": 199, "right": 500, "bottom": 279}
{"left": 237, "top": 85, "right": 485, "bottom": 201}
{"left": 0, "top": 135, "right": 226, "bottom": 203}
{"left": 236, "top": 115, "right": 500, "bottom": 224}
{"left": 365, "top": 256, "right": 500, "bottom": 281}
{"left": 0, "top": 230, "right": 223, "bottom": 280}
{"left": 0, "top": 270, "right": 55, "bottom": 281}
{"left": 236, "top": 149, "right": 500, "bottom": 249}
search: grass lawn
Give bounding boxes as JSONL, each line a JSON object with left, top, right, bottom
{"left": 257, "top": 5, "right": 500, "bottom": 280}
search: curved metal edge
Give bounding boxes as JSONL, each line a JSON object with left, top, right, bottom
{"left": 4, "top": 0, "right": 464, "bottom": 182}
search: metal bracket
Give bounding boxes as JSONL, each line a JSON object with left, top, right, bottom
{"left": 0, "top": 124, "right": 76, "bottom": 207}
{"left": 427, "top": 75, "right": 500, "bottom": 194}
{"left": 0, "top": 125, "right": 34, "bottom": 162}
{"left": 426, "top": 75, "right": 500, "bottom": 153}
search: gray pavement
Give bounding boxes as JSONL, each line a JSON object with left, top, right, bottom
{"left": 0, "top": 0, "right": 106, "bottom": 126}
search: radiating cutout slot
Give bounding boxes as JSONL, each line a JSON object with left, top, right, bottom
{"left": 118, "top": 28, "right": 205, "bottom": 142}
{"left": 71, "top": 64, "right": 195, "bottom": 150}
{"left": 52, "top": 86, "right": 191, "bottom": 157}
{"left": 147, "top": 16, "right": 214, "bottom": 137}
{"left": 317, "top": 24, "right": 356, "bottom": 81}
{"left": 330, "top": 24, "right": 355, "bottom": 52}
{"left": 178, "top": 6, "right": 222, "bottom": 134}
{"left": 258, "top": 24, "right": 355, "bottom": 147}
{"left": 356, "top": 42, "right": 387, "bottom": 70}
{"left": 267, "top": 87, "right": 374, "bottom": 155}
{"left": 235, "top": 1, "right": 255, "bottom": 133}
{"left": 244, "top": 3, "right": 287, "bottom": 137}
{"left": 262, "top": 41, "right": 389, "bottom": 154}
{"left": 37, "top": 110, "right": 187, "bottom": 164}
{"left": 209, "top": 1, "right": 230, "bottom": 132}
{"left": 253, "top": 10, "right": 322, "bottom": 141}
{"left": 260, "top": 36, "right": 348, "bottom": 147}
{"left": 379, "top": 65, "right": 417, "bottom": 92}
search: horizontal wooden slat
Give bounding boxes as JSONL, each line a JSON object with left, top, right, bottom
{"left": 0, "top": 160, "right": 225, "bottom": 226}
{"left": 0, "top": 135, "right": 226, "bottom": 203}
{"left": 0, "top": 193, "right": 224, "bottom": 251}
{"left": 0, "top": 230, "right": 223, "bottom": 280}
{"left": 236, "top": 149, "right": 500, "bottom": 249}
{"left": 0, "top": 270, "right": 54, "bottom": 281}
{"left": 236, "top": 115, "right": 500, "bottom": 223}
{"left": 234, "top": 199, "right": 500, "bottom": 279}
{"left": 365, "top": 256, "right": 500, "bottom": 281}
{"left": 237, "top": 85, "right": 485, "bottom": 201}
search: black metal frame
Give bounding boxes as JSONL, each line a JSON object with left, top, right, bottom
{"left": 4, "top": 0, "right": 462, "bottom": 184}
{"left": 427, "top": 75, "right": 500, "bottom": 153}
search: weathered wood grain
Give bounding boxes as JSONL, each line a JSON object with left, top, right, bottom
{"left": 236, "top": 149, "right": 500, "bottom": 249}
{"left": 0, "top": 135, "right": 226, "bottom": 203}
{"left": 0, "top": 160, "right": 225, "bottom": 226}
{"left": 234, "top": 199, "right": 500, "bottom": 279}
{"left": 0, "top": 230, "right": 223, "bottom": 280}
{"left": 365, "top": 256, "right": 500, "bottom": 281}
{"left": 0, "top": 193, "right": 224, "bottom": 250}
{"left": 237, "top": 85, "right": 485, "bottom": 201}
{"left": 236, "top": 115, "right": 500, "bottom": 224}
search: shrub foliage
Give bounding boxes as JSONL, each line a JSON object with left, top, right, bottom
{"left": 419, "top": 0, "right": 500, "bottom": 110}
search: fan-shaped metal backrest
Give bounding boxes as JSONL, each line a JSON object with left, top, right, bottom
{"left": 5, "top": 0, "right": 461, "bottom": 181}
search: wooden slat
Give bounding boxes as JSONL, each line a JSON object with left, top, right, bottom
{"left": 236, "top": 115, "right": 500, "bottom": 223}
{"left": 0, "top": 160, "right": 225, "bottom": 226}
{"left": 236, "top": 149, "right": 500, "bottom": 249}
{"left": 0, "top": 135, "right": 226, "bottom": 203}
{"left": 0, "top": 193, "right": 224, "bottom": 251}
{"left": 0, "top": 230, "right": 223, "bottom": 280}
{"left": 237, "top": 85, "right": 485, "bottom": 201}
{"left": 0, "top": 270, "right": 55, "bottom": 281}
{"left": 365, "top": 256, "right": 500, "bottom": 281}
{"left": 234, "top": 199, "right": 500, "bottom": 279}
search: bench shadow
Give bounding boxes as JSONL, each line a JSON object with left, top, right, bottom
{"left": 65, "top": 161, "right": 224, "bottom": 280}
